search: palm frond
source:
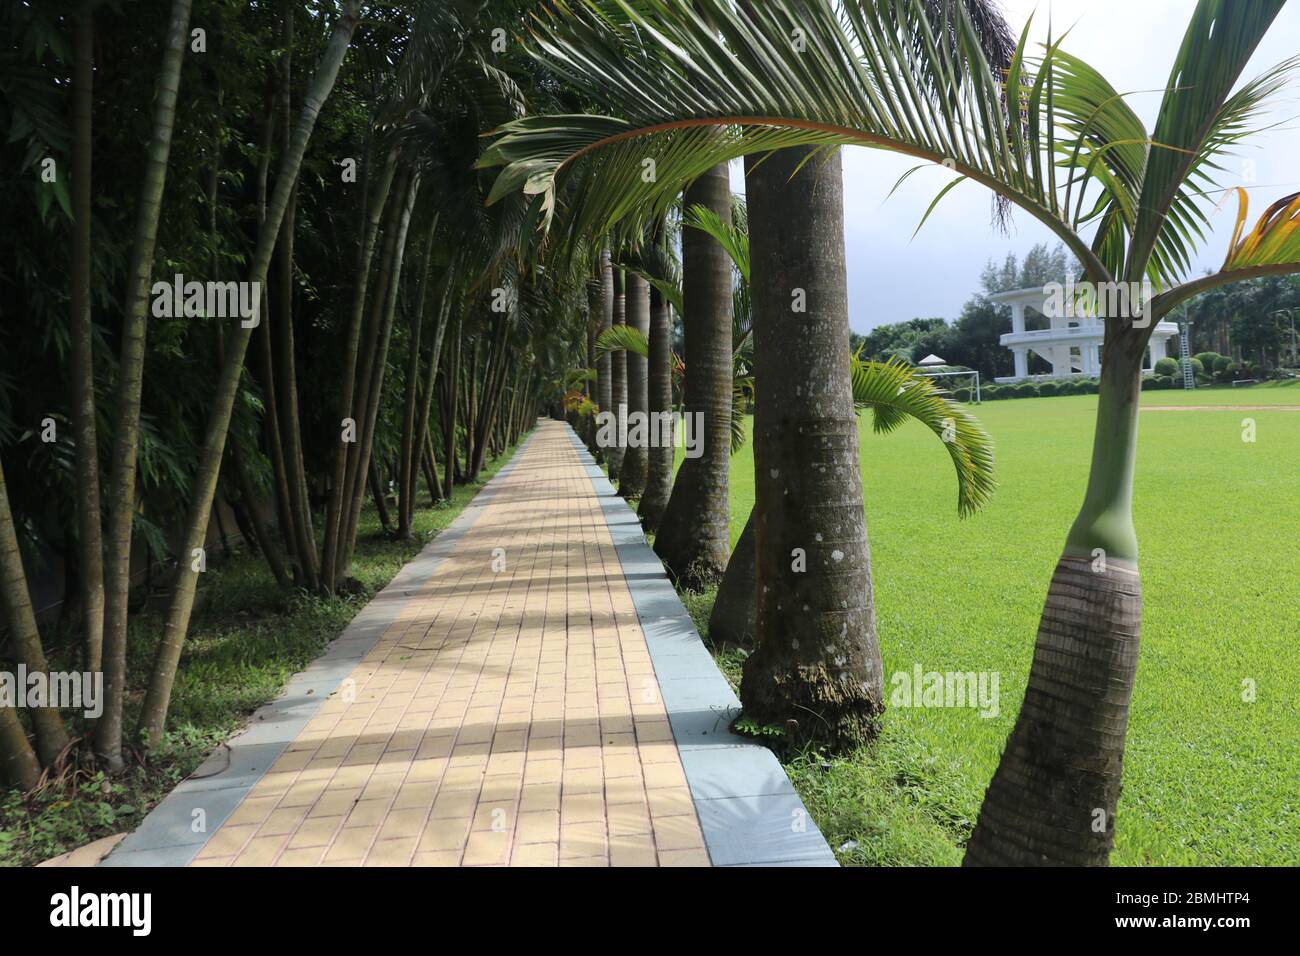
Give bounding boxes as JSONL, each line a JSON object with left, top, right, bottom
{"left": 850, "top": 356, "right": 996, "bottom": 518}
{"left": 594, "top": 322, "right": 650, "bottom": 358}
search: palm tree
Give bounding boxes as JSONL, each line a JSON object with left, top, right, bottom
{"left": 712, "top": 356, "right": 996, "bottom": 649}
{"left": 618, "top": 271, "right": 650, "bottom": 497}
{"left": 480, "top": 0, "right": 1300, "bottom": 863}
{"left": 651, "top": 161, "right": 734, "bottom": 589}
{"left": 637, "top": 216, "right": 678, "bottom": 529}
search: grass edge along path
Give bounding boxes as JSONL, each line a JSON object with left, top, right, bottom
{"left": 0, "top": 436, "right": 528, "bottom": 867}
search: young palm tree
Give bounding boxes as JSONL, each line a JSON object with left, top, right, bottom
{"left": 482, "top": 0, "right": 1300, "bottom": 863}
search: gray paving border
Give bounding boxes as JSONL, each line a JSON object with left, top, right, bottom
{"left": 565, "top": 427, "right": 837, "bottom": 867}
{"left": 100, "top": 428, "right": 540, "bottom": 867}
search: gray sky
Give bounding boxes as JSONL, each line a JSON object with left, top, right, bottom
{"left": 735, "top": 0, "right": 1300, "bottom": 333}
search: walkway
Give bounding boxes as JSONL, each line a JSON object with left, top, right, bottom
{"left": 102, "top": 421, "right": 834, "bottom": 868}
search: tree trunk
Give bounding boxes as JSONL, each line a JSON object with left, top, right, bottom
{"left": 338, "top": 170, "right": 419, "bottom": 576}
{"left": 398, "top": 219, "right": 438, "bottom": 538}
{"left": 0, "top": 460, "right": 70, "bottom": 766}
{"left": 370, "top": 457, "right": 392, "bottom": 533}
{"left": 96, "top": 0, "right": 194, "bottom": 770}
{"left": 322, "top": 145, "right": 397, "bottom": 592}
{"left": 739, "top": 147, "right": 883, "bottom": 752}
{"left": 0, "top": 699, "right": 40, "bottom": 790}
{"left": 595, "top": 251, "right": 613, "bottom": 460}
{"left": 965, "top": 333, "right": 1145, "bottom": 866}
{"left": 136, "top": 2, "right": 361, "bottom": 749}
{"left": 708, "top": 507, "right": 756, "bottom": 650}
{"left": 69, "top": 8, "right": 104, "bottom": 674}
{"left": 608, "top": 268, "right": 628, "bottom": 478}
{"left": 271, "top": 4, "right": 319, "bottom": 590}
{"left": 619, "top": 271, "right": 649, "bottom": 497}
{"left": 443, "top": 313, "right": 461, "bottom": 496}
{"left": 252, "top": 86, "right": 297, "bottom": 576}
{"left": 638, "top": 274, "right": 674, "bottom": 530}
{"left": 653, "top": 166, "right": 732, "bottom": 590}
{"left": 422, "top": 429, "right": 443, "bottom": 503}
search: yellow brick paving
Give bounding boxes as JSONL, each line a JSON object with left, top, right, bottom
{"left": 191, "top": 421, "right": 710, "bottom": 867}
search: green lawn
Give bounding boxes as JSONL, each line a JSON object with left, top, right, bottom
{"left": 692, "top": 381, "right": 1300, "bottom": 865}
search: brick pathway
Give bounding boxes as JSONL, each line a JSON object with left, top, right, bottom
{"left": 188, "top": 421, "right": 708, "bottom": 867}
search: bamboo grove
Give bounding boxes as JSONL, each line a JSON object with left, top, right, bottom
{"left": 0, "top": 1, "right": 573, "bottom": 788}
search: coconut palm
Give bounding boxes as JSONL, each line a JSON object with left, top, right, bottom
{"left": 481, "top": 0, "right": 1300, "bottom": 863}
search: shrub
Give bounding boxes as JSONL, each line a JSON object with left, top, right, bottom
{"left": 1037, "top": 380, "right": 1060, "bottom": 396}
{"left": 1079, "top": 378, "right": 1099, "bottom": 394}
{"left": 953, "top": 386, "right": 973, "bottom": 402}
{"left": 1185, "top": 357, "right": 1205, "bottom": 377}
{"left": 1154, "top": 374, "right": 1174, "bottom": 389}
{"left": 981, "top": 384, "right": 1001, "bottom": 400}
{"left": 1194, "top": 352, "right": 1221, "bottom": 373}
{"left": 1154, "top": 357, "right": 1180, "bottom": 377}
{"left": 1141, "top": 375, "right": 1159, "bottom": 390}
{"left": 1223, "top": 361, "right": 1239, "bottom": 380}
{"left": 1015, "top": 382, "right": 1040, "bottom": 398}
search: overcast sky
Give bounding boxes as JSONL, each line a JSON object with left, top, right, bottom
{"left": 733, "top": 0, "right": 1300, "bottom": 333}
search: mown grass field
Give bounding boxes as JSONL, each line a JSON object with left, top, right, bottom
{"left": 687, "top": 380, "right": 1300, "bottom": 866}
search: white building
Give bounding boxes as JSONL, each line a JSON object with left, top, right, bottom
{"left": 991, "top": 287, "right": 1179, "bottom": 383}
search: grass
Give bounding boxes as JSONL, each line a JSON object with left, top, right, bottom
{"left": 687, "top": 381, "right": 1300, "bottom": 866}
{"left": 0, "top": 441, "right": 522, "bottom": 867}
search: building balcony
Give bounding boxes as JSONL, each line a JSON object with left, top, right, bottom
{"left": 999, "top": 320, "right": 1177, "bottom": 348}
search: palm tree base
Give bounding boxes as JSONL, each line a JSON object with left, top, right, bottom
{"left": 964, "top": 554, "right": 1142, "bottom": 866}
{"left": 739, "top": 645, "right": 883, "bottom": 752}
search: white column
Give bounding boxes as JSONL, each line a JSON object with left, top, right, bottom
{"left": 1011, "top": 303, "right": 1025, "bottom": 334}
{"left": 1151, "top": 336, "right": 1167, "bottom": 362}
{"left": 1013, "top": 347, "right": 1028, "bottom": 379}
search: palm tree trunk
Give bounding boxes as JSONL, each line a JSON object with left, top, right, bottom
{"left": 412, "top": 280, "right": 452, "bottom": 503}
{"left": 229, "top": 439, "right": 290, "bottom": 588}
{"left": 595, "top": 251, "right": 613, "bottom": 459}
{"left": 370, "top": 457, "right": 392, "bottom": 533}
{"left": 398, "top": 220, "right": 438, "bottom": 538}
{"left": 69, "top": 7, "right": 104, "bottom": 674}
{"left": 136, "top": 1, "right": 362, "bottom": 749}
{"left": 322, "top": 145, "right": 397, "bottom": 592}
{"left": 619, "top": 272, "right": 649, "bottom": 497}
{"left": 965, "top": 332, "right": 1145, "bottom": 866}
{"left": 443, "top": 313, "right": 461, "bottom": 496}
{"left": 708, "top": 507, "right": 756, "bottom": 650}
{"left": 653, "top": 166, "right": 733, "bottom": 590}
{"left": 608, "top": 268, "right": 628, "bottom": 478}
{"left": 0, "top": 460, "right": 70, "bottom": 766}
{"left": 638, "top": 278, "right": 674, "bottom": 530}
{"left": 422, "top": 430, "right": 443, "bottom": 503}
{"left": 739, "top": 147, "right": 883, "bottom": 751}
{"left": 0, "top": 699, "right": 40, "bottom": 790}
{"left": 96, "top": 0, "right": 193, "bottom": 769}
{"left": 252, "top": 95, "right": 297, "bottom": 576}
{"left": 339, "top": 170, "right": 419, "bottom": 576}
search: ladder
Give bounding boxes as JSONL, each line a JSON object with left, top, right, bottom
{"left": 1179, "top": 321, "right": 1195, "bottom": 390}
